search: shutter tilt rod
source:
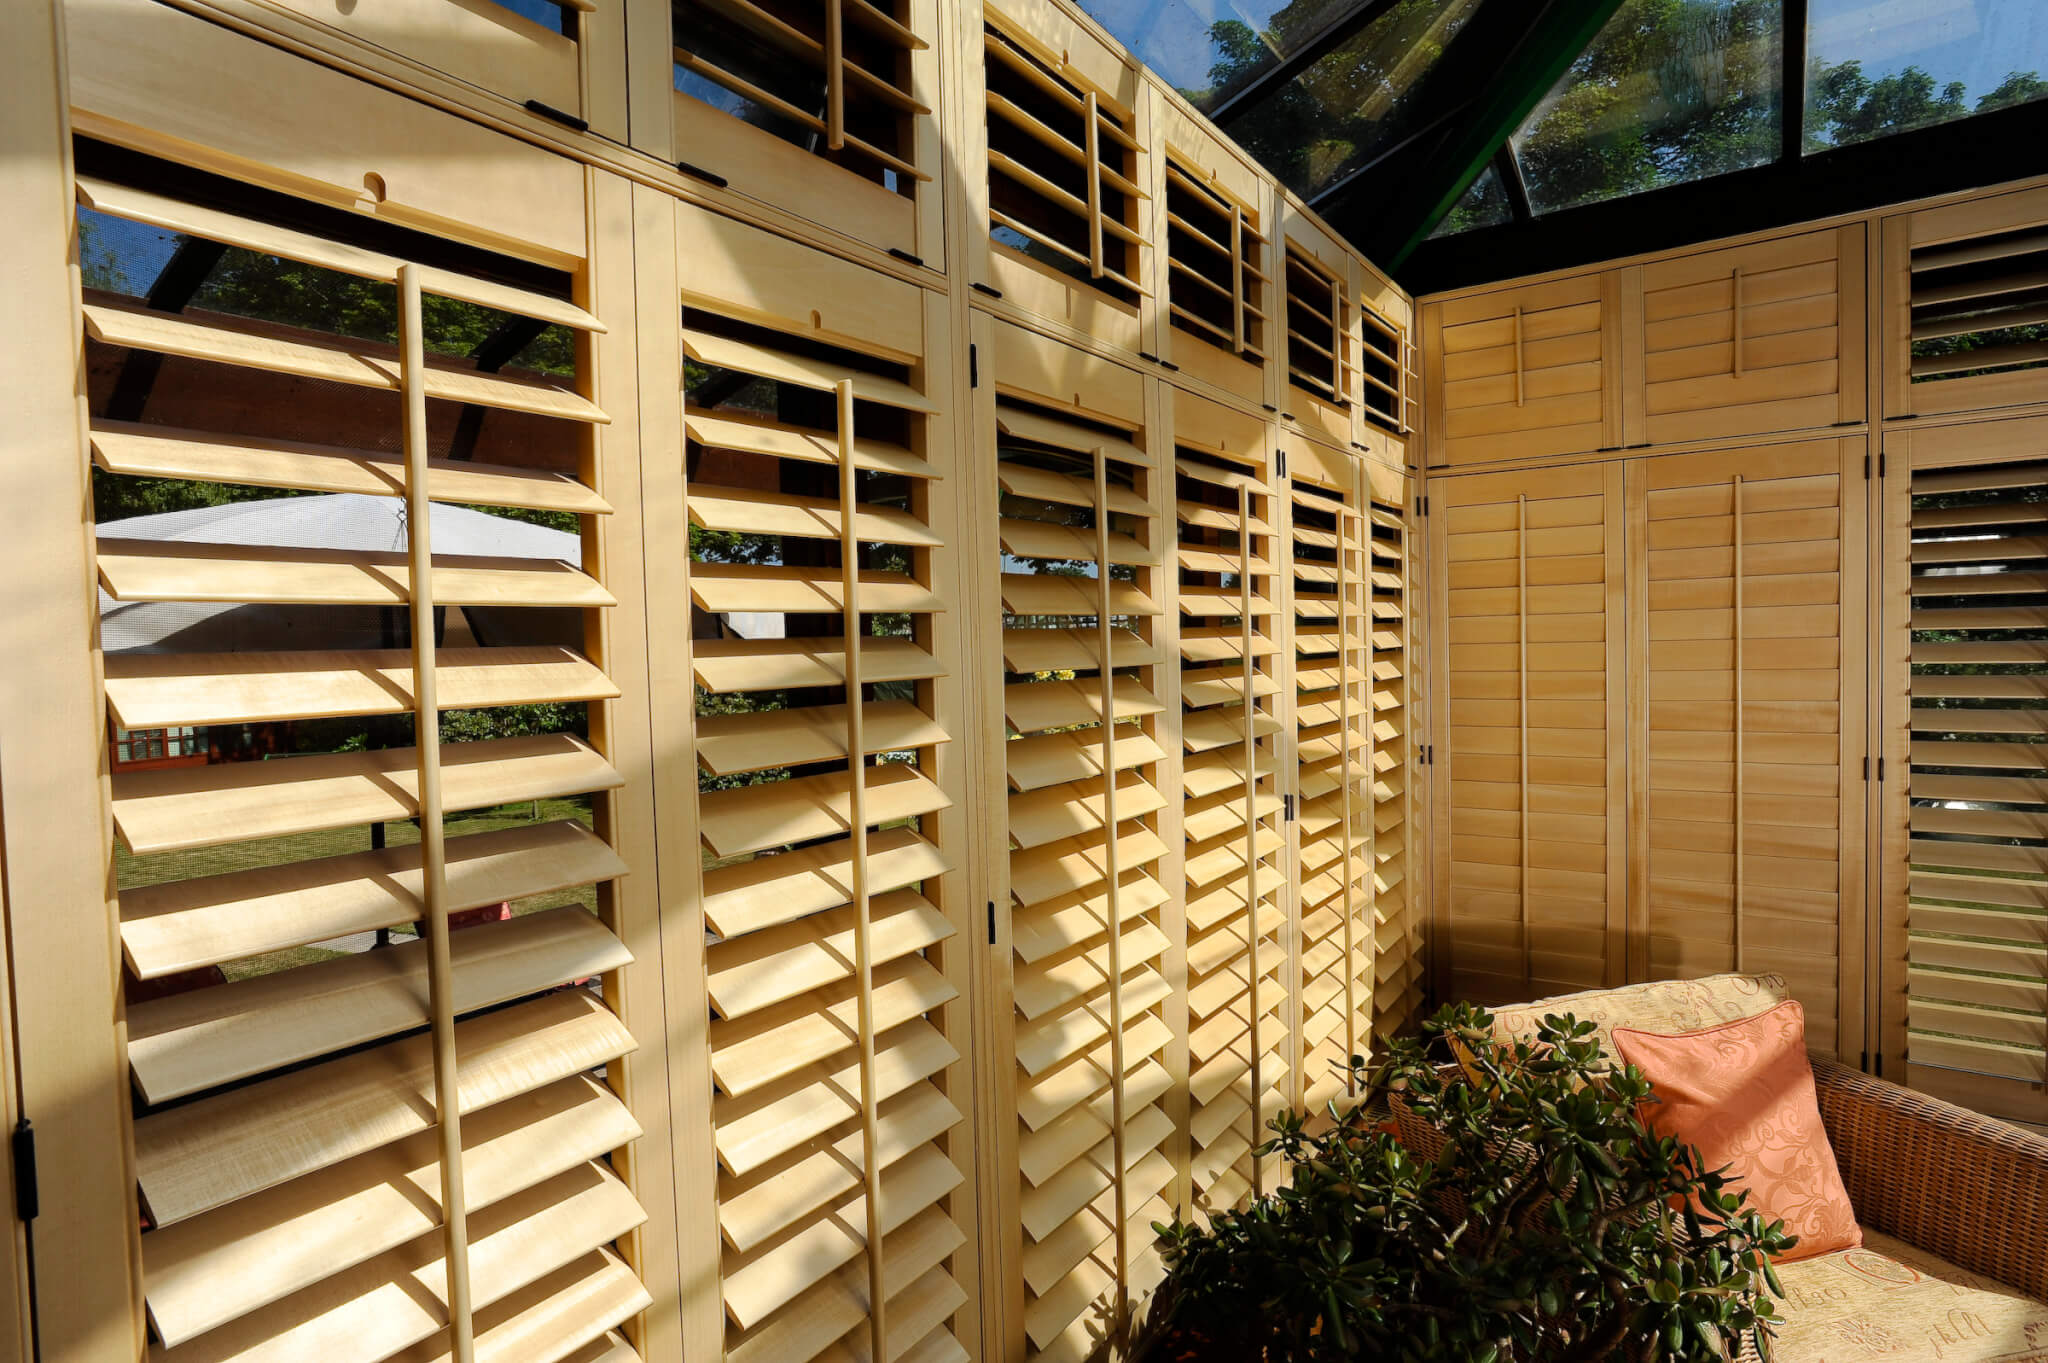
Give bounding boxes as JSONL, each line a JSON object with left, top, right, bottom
{"left": 1336, "top": 504, "right": 1359, "bottom": 1092}
{"left": 838, "top": 379, "right": 890, "bottom": 1363}
{"left": 1517, "top": 493, "right": 1531, "bottom": 990}
{"left": 1733, "top": 474, "right": 1747, "bottom": 973}
{"left": 399, "top": 264, "right": 476, "bottom": 1363}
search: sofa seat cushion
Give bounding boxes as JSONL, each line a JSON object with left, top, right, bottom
{"left": 1488, "top": 972, "right": 1790, "bottom": 1068}
{"left": 1769, "top": 1230, "right": 2048, "bottom": 1361}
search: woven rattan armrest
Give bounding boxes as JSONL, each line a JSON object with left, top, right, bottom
{"left": 1810, "top": 1057, "right": 2048, "bottom": 1300}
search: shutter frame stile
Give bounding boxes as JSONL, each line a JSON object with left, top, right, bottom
{"left": 1091, "top": 443, "right": 1131, "bottom": 1342}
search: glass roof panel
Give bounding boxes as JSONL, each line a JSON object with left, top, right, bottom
{"left": 1515, "top": 0, "right": 1783, "bottom": 217}
{"left": 1806, "top": 0, "right": 2048, "bottom": 149}
{"left": 1430, "top": 162, "right": 1512, "bottom": 237}
{"left": 1072, "top": 1, "right": 1360, "bottom": 112}
{"left": 1219, "top": 0, "right": 1485, "bottom": 199}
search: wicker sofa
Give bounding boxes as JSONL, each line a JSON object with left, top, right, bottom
{"left": 1492, "top": 975, "right": 2048, "bottom": 1361}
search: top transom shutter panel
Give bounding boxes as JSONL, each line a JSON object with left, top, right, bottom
{"left": 670, "top": 0, "right": 939, "bottom": 258}
{"left": 1885, "top": 184, "right": 2048, "bottom": 421}
{"left": 1640, "top": 226, "right": 1863, "bottom": 445}
{"left": 990, "top": 338, "right": 1173, "bottom": 1363}
{"left": 1283, "top": 242, "right": 1358, "bottom": 446}
{"left": 1427, "top": 274, "right": 1615, "bottom": 468}
{"left": 1636, "top": 442, "right": 1860, "bottom": 1057}
{"left": 682, "top": 247, "right": 975, "bottom": 1363}
{"left": 1436, "top": 465, "right": 1624, "bottom": 1005}
{"left": 980, "top": 5, "right": 1149, "bottom": 352}
{"left": 81, "top": 166, "right": 654, "bottom": 1363}
{"left": 1885, "top": 420, "right": 2048, "bottom": 1128}
{"left": 1173, "top": 437, "right": 1284, "bottom": 1217}
{"left": 1289, "top": 472, "right": 1372, "bottom": 1113}
{"left": 1161, "top": 150, "right": 1267, "bottom": 401}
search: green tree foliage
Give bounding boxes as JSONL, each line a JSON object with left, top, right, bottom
{"left": 1154, "top": 1003, "right": 1795, "bottom": 1361}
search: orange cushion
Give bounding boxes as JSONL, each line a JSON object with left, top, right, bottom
{"left": 1611, "top": 1000, "right": 1860, "bottom": 1263}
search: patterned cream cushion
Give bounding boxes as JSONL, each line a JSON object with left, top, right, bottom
{"left": 1487, "top": 973, "right": 1791, "bottom": 1068}
{"left": 1768, "top": 1230, "right": 2048, "bottom": 1361}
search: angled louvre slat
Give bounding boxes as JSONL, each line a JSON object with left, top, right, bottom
{"left": 144, "top": 1075, "right": 638, "bottom": 1347}
{"left": 693, "top": 635, "right": 942, "bottom": 693}
{"left": 119, "top": 820, "right": 623, "bottom": 979}
{"left": 84, "top": 301, "right": 606, "bottom": 423}
{"left": 700, "top": 825, "right": 950, "bottom": 940}
{"left": 128, "top": 907, "right": 629, "bottom": 1102}
{"left": 697, "top": 761, "right": 951, "bottom": 859}
{"left": 99, "top": 538, "right": 612, "bottom": 609}
{"left": 690, "top": 484, "right": 943, "bottom": 547}
{"left": 111, "top": 734, "right": 621, "bottom": 855}
{"left": 685, "top": 333, "right": 938, "bottom": 413}
{"left": 709, "top": 955, "right": 958, "bottom": 1097}
{"left": 104, "top": 647, "right": 616, "bottom": 730}
{"left": 695, "top": 701, "right": 950, "bottom": 777}
{"left": 135, "top": 990, "right": 634, "bottom": 1227}
{"left": 686, "top": 411, "right": 935, "bottom": 480}
{"left": 92, "top": 423, "right": 611, "bottom": 515}
{"left": 691, "top": 563, "right": 942, "bottom": 615}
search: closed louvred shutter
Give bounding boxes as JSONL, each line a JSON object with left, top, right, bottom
{"left": 1172, "top": 408, "right": 1285, "bottom": 1213}
{"left": 80, "top": 163, "right": 653, "bottom": 1363}
{"left": 682, "top": 276, "right": 975, "bottom": 1363}
{"left": 1436, "top": 465, "right": 1624, "bottom": 1004}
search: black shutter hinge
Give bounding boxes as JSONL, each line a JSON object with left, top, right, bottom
{"left": 1283, "top": 793, "right": 1296, "bottom": 821}
{"left": 1862, "top": 754, "right": 1869, "bottom": 781}
{"left": 1877, "top": 756, "right": 1885, "bottom": 781}
{"left": 1276, "top": 447, "right": 1288, "bottom": 479}
{"left": 675, "top": 159, "right": 729, "bottom": 189}
{"left": 987, "top": 901, "right": 997, "bottom": 945}
{"left": 1879, "top": 451, "right": 1888, "bottom": 478}
{"left": 524, "top": 99, "right": 589, "bottom": 132}
{"left": 969, "top": 343, "right": 978, "bottom": 389}
{"left": 1863, "top": 454, "right": 1870, "bottom": 480}
{"left": 887, "top": 248, "right": 925, "bottom": 268}
{"left": 13, "top": 1119, "right": 37, "bottom": 1223}
{"left": 1427, "top": 743, "right": 1436, "bottom": 766}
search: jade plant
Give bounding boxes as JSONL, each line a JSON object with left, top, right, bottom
{"left": 1152, "top": 1003, "right": 1795, "bottom": 1362}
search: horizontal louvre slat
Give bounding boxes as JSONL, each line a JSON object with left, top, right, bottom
{"left": 105, "top": 647, "right": 616, "bottom": 729}
{"left": 714, "top": 1022, "right": 956, "bottom": 1177}
{"left": 92, "top": 423, "right": 610, "bottom": 515}
{"left": 696, "top": 762, "right": 951, "bottom": 859}
{"left": 120, "top": 820, "right": 623, "bottom": 979}
{"left": 684, "top": 333, "right": 936, "bottom": 413}
{"left": 695, "top": 701, "right": 950, "bottom": 777}
{"left": 690, "top": 485, "right": 942, "bottom": 547}
{"left": 709, "top": 955, "right": 957, "bottom": 1097}
{"left": 995, "top": 410, "right": 1150, "bottom": 469}
{"left": 75, "top": 177, "right": 603, "bottom": 332}
{"left": 701, "top": 825, "right": 949, "bottom": 940}
{"left": 112, "top": 734, "right": 621, "bottom": 855}
{"left": 693, "top": 636, "right": 942, "bottom": 692}
{"left": 686, "top": 411, "right": 934, "bottom": 480}
{"left": 691, "top": 563, "right": 942, "bottom": 615}
{"left": 84, "top": 302, "right": 605, "bottom": 423}
{"left": 98, "top": 540, "right": 612, "bottom": 609}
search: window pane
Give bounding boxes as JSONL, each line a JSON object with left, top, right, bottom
{"left": 1430, "top": 163, "right": 1512, "bottom": 237}
{"left": 1807, "top": 0, "right": 2048, "bottom": 149}
{"left": 1221, "top": 0, "right": 1484, "bottom": 199}
{"left": 1073, "top": 1, "right": 1359, "bottom": 112}
{"left": 1518, "top": 0, "right": 1783, "bottom": 216}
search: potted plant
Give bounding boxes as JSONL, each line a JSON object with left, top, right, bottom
{"left": 1147, "top": 1003, "right": 1795, "bottom": 1362}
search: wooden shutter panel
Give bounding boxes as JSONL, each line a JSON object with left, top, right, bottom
{"left": 1881, "top": 419, "right": 2048, "bottom": 1127}
{"left": 1425, "top": 274, "right": 1618, "bottom": 468}
{"left": 1366, "top": 468, "right": 1422, "bottom": 1037}
{"left": 1434, "top": 465, "right": 1625, "bottom": 1004}
{"left": 669, "top": 0, "right": 939, "bottom": 256}
{"left": 1288, "top": 466, "right": 1372, "bottom": 1112}
{"left": 1640, "top": 226, "right": 1863, "bottom": 444}
{"left": 1172, "top": 406, "right": 1285, "bottom": 1214}
{"left": 1161, "top": 151, "right": 1267, "bottom": 399}
{"left": 1884, "top": 185, "right": 2048, "bottom": 421}
{"left": 1283, "top": 244, "right": 1356, "bottom": 427}
{"left": 681, "top": 253, "right": 974, "bottom": 1363}
{"left": 1633, "top": 442, "right": 1862, "bottom": 1056}
{"left": 82, "top": 167, "right": 653, "bottom": 1363}
{"left": 987, "top": 330, "right": 1172, "bottom": 1362}
{"left": 980, "top": 5, "right": 1148, "bottom": 350}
